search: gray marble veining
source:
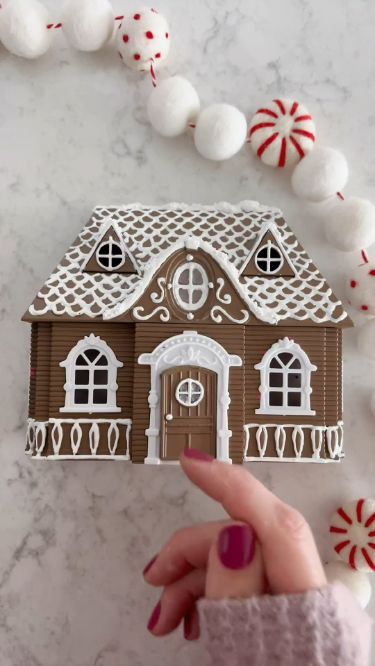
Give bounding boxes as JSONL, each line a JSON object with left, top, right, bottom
{"left": 0, "top": 0, "right": 374, "bottom": 664}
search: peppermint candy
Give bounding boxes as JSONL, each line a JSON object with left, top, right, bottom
{"left": 249, "top": 98, "right": 316, "bottom": 168}
{"left": 330, "top": 499, "right": 375, "bottom": 572}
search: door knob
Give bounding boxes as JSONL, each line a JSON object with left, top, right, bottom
{"left": 165, "top": 414, "right": 173, "bottom": 421}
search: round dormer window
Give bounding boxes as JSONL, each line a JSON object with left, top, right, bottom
{"left": 96, "top": 238, "right": 125, "bottom": 271}
{"left": 255, "top": 242, "right": 284, "bottom": 274}
{"left": 172, "top": 262, "right": 209, "bottom": 311}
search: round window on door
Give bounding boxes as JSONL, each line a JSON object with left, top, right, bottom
{"left": 172, "top": 262, "right": 209, "bottom": 311}
{"left": 176, "top": 378, "right": 205, "bottom": 407}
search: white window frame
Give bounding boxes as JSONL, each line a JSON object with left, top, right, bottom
{"left": 255, "top": 337, "right": 317, "bottom": 416}
{"left": 96, "top": 236, "right": 125, "bottom": 271}
{"left": 172, "top": 262, "right": 209, "bottom": 311}
{"left": 175, "top": 378, "right": 205, "bottom": 407}
{"left": 60, "top": 334, "right": 123, "bottom": 413}
{"left": 255, "top": 240, "right": 284, "bottom": 274}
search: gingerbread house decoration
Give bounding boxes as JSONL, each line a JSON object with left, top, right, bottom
{"left": 23, "top": 201, "right": 352, "bottom": 464}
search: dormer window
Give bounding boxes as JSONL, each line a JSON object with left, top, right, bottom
{"left": 96, "top": 237, "right": 125, "bottom": 271}
{"left": 172, "top": 262, "right": 209, "bottom": 311}
{"left": 255, "top": 242, "right": 284, "bottom": 274}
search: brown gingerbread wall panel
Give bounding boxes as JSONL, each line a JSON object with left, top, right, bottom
{"left": 244, "top": 325, "right": 342, "bottom": 460}
{"left": 31, "top": 322, "right": 52, "bottom": 422}
{"left": 324, "top": 328, "right": 343, "bottom": 425}
{"left": 42, "top": 322, "right": 134, "bottom": 457}
{"left": 28, "top": 323, "right": 38, "bottom": 419}
{"left": 131, "top": 323, "right": 245, "bottom": 464}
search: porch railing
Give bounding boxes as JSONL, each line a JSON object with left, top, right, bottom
{"left": 243, "top": 422, "right": 344, "bottom": 462}
{"left": 26, "top": 418, "right": 132, "bottom": 460}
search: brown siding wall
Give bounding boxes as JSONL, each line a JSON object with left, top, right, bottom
{"left": 325, "top": 328, "right": 342, "bottom": 424}
{"left": 44, "top": 322, "right": 134, "bottom": 455}
{"left": 48, "top": 322, "right": 134, "bottom": 417}
{"left": 28, "top": 323, "right": 38, "bottom": 419}
{"left": 244, "top": 325, "right": 342, "bottom": 458}
{"left": 32, "top": 322, "right": 52, "bottom": 421}
{"left": 132, "top": 323, "right": 245, "bottom": 464}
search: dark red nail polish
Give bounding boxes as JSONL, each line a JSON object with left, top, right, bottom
{"left": 183, "top": 448, "right": 214, "bottom": 462}
{"left": 147, "top": 601, "right": 161, "bottom": 632}
{"left": 143, "top": 555, "right": 157, "bottom": 576}
{"left": 218, "top": 524, "right": 256, "bottom": 570}
{"left": 184, "top": 611, "right": 196, "bottom": 641}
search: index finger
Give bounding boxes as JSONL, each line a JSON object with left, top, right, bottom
{"left": 180, "top": 452, "right": 326, "bottom": 594}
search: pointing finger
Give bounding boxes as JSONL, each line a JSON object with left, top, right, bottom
{"left": 181, "top": 452, "right": 326, "bottom": 594}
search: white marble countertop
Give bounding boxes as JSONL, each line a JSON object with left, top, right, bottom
{"left": 1, "top": 0, "right": 374, "bottom": 664}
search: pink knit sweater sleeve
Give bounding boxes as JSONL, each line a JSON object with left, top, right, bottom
{"left": 198, "top": 584, "right": 372, "bottom": 666}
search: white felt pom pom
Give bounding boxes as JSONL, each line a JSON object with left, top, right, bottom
{"left": 324, "top": 197, "right": 375, "bottom": 252}
{"left": 194, "top": 104, "right": 247, "bottom": 161}
{"left": 117, "top": 8, "right": 170, "bottom": 71}
{"left": 147, "top": 76, "right": 200, "bottom": 138}
{"left": 0, "top": 0, "right": 52, "bottom": 59}
{"left": 62, "top": 0, "right": 114, "bottom": 52}
{"left": 249, "top": 99, "right": 316, "bottom": 168}
{"left": 358, "top": 319, "right": 375, "bottom": 361}
{"left": 346, "top": 264, "right": 375, "bottom": 314}
{"left": 292, "top": 147, "right": 349, "bottom": 202}
{"left": 324, "top": 562, "right": 372, "bottom": 609}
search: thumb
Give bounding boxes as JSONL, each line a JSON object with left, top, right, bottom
{"left": 205, "top": 522, "right": 265, "bottom": 600}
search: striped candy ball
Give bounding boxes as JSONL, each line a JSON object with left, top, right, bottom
{"left": 330, "top": 499, "right": 375, "bottom": 572}
{"left": 249, "top": 99, "right": 316, "bottom": 168}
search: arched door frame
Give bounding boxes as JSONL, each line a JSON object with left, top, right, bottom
{"left": 138, "top": 331, "right": 242, "bottom": 464}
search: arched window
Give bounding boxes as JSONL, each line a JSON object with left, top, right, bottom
{"left": 255, "top": 338, "right": 317, "bottom": 415}
{"left": 60, "top": 334, "right": 123, "bottom": 412}
{"left": 172, "top": 262, "right": 209, "bottom": 311}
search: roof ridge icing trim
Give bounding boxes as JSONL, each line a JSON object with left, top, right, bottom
{"left": 92, "top": 200, "right": 284, "bottom": 217}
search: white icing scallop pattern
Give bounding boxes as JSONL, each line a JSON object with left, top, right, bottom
{"left": 28, "top": 201, "right": 348, "bottom": 325}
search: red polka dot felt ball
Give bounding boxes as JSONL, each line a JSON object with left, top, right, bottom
{"left": 346, "top": 264, "right": 375, "bottom": 315}
{"left": 116, "top": 8, "right": 170, "bottom": 71}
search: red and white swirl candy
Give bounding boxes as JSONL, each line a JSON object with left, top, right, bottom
{"left": 330, "top": 499, "right": 375, "bottom": 572}
{"left": 249, "top": 98, "right": 316, "bottom": 168}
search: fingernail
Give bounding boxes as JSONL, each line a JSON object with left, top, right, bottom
{"left": 218, "top": 524, "right": 256, "bottom": 570}
{"left": 184, "top": 611, "right": 197, "bottom": 641}
{"left": 147, "top": 601, "right": 161, "bottom": 632}
{"left": 183, "top": 448, "right": 214, "bottom": 462}
{"left": 143, "top": 555, "right": 157, "bottom": 576}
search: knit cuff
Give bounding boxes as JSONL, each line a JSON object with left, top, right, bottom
{"left": 198, "top": 584, "right": 372, "bottom": 666}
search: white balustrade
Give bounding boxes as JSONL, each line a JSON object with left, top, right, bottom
{"left": 244, "top": 421, "right": 344, "bottom": 462}
{"left": 26, "top": 418, "right": 132, "bottom": 460}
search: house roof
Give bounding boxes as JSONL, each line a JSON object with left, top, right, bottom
{"left": 25, "top": 201, "right": 350, "bottom": 326}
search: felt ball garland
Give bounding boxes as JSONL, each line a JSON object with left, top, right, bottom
{"left": 1, "top": 2, "right": 375, "bottom": 376}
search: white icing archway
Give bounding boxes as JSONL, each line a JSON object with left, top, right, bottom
{"left": 138, "top": 331, "right": 242, "bottom": 464}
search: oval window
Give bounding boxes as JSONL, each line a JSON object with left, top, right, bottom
{"left": 172, "top": 262, "right": 209, "bottom": 311}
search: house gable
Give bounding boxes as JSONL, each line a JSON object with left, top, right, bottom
{"left": 114, "top": 248, "right": 251, "bottom": 325}
{"left": 84, "top": 224, "right": 139, "bottom": 275}
{"left": 240, "top": 223, "right": 295, "bottom": 278}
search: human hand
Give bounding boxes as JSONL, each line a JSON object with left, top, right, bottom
{"left": 143, "top": 449, "right": 326, "bottom": 640}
